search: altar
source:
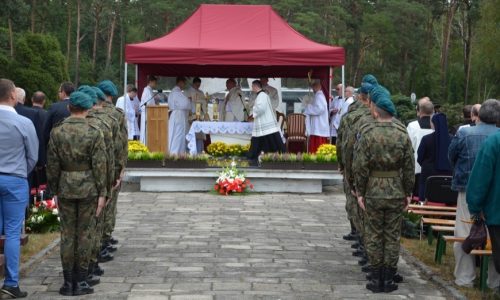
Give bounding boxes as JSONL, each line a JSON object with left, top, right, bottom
{"left": 186, "top": 121, "right": 253, "bottom": 155}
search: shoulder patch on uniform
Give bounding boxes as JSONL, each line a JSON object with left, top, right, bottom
{"left": 115, "top": 107, "right": 124, "bottom": 113}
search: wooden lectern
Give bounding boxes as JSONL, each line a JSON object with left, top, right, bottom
{"left": 146, "top": 105, "right": 169, "bottom": 154}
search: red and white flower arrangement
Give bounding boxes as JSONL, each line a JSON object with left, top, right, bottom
{"left": 214, "top": 161, "right": 253, "bottom": 195}
{"left": 26, "top": 187, "right": 60, "bottom": 233}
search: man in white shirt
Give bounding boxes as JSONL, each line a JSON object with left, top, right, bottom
{"left": 116, "top": 84, "right": 140, "bottom": 140}
{"left": 406, "top": 97, "right": 434, "bottom": 199}
{"left": 333, "top": 86, "right": 354, "bottom": 130}
{"left": 329, "top": 84, "right": 343, "bottom": 144}
{"left": 139, "top": 75, "right": 158, "bottom": 144}
{"left": 304, "top": 80, "right": 329, "bottom": 153}
{"left": 222, "top": 78, "right": 246, "bottom": 122}
{"left": 260, "top": 77, "right": 279, "bottom": 110}
{"left": 167, "top": 77, "right": 192, "bottom": 154}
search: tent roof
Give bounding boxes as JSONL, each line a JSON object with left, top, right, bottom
{"left": 125, "top": 4, "right": 344, "bottom": 67}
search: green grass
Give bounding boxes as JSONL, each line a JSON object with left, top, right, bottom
{"left": 401, "top": 237, "right": 499, "bottom": 300}
{"left": 21, "top": 232, "right": 59, "bottom": 264}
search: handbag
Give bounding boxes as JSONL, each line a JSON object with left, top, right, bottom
{"left": 462, "top": 219, "right": 487, "bottom": 254}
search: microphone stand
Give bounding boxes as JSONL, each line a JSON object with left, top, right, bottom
{"left": 140, "top": 90, "right": 163, "bottom": 108}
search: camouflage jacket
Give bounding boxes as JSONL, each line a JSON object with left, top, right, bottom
{"left": 352, "top": 120, "right": 415, "bottom": 199}
{"left": 47, "top": 117, "right": 107, "bottom": 199}
{"left": 336, "top": 100, "right": 363, "bottom": 171}
{"left": 87, "top": 110, "right": 114, "bottom": 198}
{"left": 102, "top": 102, "right": 128, "bottom": 174}
{"left": 344, "top": 105, "right": 373, "bottom": 189}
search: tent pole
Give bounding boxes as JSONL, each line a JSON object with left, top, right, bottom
{"left": 123, "top": 62, "right": 128, "bottom": 121}
{"left": 135, "top": 65, "right": 138, "bottom": 88}
{"left": 329, "top": 67, "right": 333, "bottom": 144}
{"left": 341, "top": 65, "right": 345, "bottom": 99}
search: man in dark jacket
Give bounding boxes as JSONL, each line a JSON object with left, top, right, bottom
{"left": 31, "top": 91, "right": 49, "bottom": 186}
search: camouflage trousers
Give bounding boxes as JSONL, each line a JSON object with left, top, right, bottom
{"left": 364, "top": 197, "right": 404, "bottom": 269}
{"left": 102, "top": 186, "right": 119, "bottom": 242}
{"left": 58, "top": 196, "right": 98, "bottom": 272}
{"left": 344, "top": 180, "right": 364, "bottom": 239}
{"left": 89, "top": 209, "right": 105, "bottom": 264}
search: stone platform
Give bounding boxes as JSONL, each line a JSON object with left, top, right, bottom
{"left": 125, "top": 168, "right": 342, "bottom": 193}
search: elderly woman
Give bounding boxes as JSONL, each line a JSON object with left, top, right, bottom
{"left": 247, "top": 80, "right": 285, "bottom": 162}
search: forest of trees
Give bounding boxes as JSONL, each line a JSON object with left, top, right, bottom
{"left": 0, "top": 0, "right": 498, "bottom": 122}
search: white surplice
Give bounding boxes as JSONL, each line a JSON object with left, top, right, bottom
{"left": 167, "top": 86, "right": 191, "bottom": 154}
{"left": 116, "top": 94, "right": 140, "bottom": 139}
{"left": 248, "top": 84, "right": 279, "bottom": 115}
{"left": 139, "top": 85, "right": 155, "bottom": 144}
{"left": 329, "top": 96, "right": 343, "bottom": 137}
{"left": 222, "top": 87, "right": 246, "bottom": 122}
{"left": 304, "top": 90, "right": 329, "bottom": 137}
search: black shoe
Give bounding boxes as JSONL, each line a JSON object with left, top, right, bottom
{"left": 362, "top": 264, "right": 373, "bottom": 273}
{"left": 358, "top": 256, "right": 368, "bottom": 266}
{"left": 106, "top": 244, "right": 118, "bottom": 252}
{"left": 59, "top": 270, "right": 73, "bottom": 296}
{"left": 352, "top": 249, "right": 364, "bottom": 257}
{"left": 98, "top": 249, "right": 114, "bottom": 263}
{"left": 351, "top": 242, "right": 360, "bottom": 249}
{"left": 343, "top": 232, "right": 358, "bottom": 241}
{"left": 109, "top": 237, "right": 119, "bottom": 245}
{"left": 366, "top": 267, "right": 384, "bottom": 293}
{"left": 73, "top": 270, "right": 94, "bottom": 296}
{"left": 93, "top": 263, "right": 104, "bottom": 276}
{"left": 1, "top": 285, "right": 28, "bottom": 298}
{"left": 86, "top": 274, "right": 100, "bottom": 286}
{"left": 393, "top": 272, "right": 403, "bottom": 283}
{"left": 383, "top": 267, "right": 399, "bottom": 293}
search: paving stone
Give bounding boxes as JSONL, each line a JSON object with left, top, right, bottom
{"left": 20, "top": 191, "right": 451, "bottom": 299}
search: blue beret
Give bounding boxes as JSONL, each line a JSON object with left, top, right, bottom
{"left": 77, "top": 85, "right": 97, "bottom": 104}
{"left": 370, "top": 86, "right": 396, "bottom": 116}
{"left": 97, "top": 80, "right": 118, "bottom": 97}
{"left": 362, "top": 74, "right": 378, "bottom": 86}
{"left": 92, "top": 87, "right": 106, "bottom": 101}
{"left": 358, "top": 82, "right": 374, "bottom": 95}
{"left": 69, "top": 91, "right": 93, "bottom": 110}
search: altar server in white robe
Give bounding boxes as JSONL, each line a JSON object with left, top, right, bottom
{"left": 222, "top": 78, "right": 247, "bottom": 122}
{"left": 168, "top": 77, "right": 191, "bottom": 154}
{"left": 248, "top": 77, "right": 280, "bottom": 115}
{"left": 116, "top": 84, "right": 140, "bottom": 140}
{"left": 139, "top": 75, "right": 158, "bottom": 144}
{"left": 304, "top": 80, "right": 329, "bottom": 153}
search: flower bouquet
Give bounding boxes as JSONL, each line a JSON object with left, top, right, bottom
{"left": 26, "top": 198, "right": 60, "bottom": 233}
{"left": 214, "top": 162, "right": 253, "bottom": 195}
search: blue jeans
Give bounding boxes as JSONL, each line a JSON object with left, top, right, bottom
{"left": 0, "top": 175, "right": 28, "bottom": 287}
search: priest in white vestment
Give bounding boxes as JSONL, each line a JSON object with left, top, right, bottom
{"left": 168, "top": 77, "right": 191, "bottom": 155}
{"left": 185, "top": 77, "right": 209, "bottom": 153}
{"left": 139, "top": 75, "right": 158, "bottom": 144}
{"left": 247, "top": 80, "right": 285, "bottom": 163}
{"left": 116, "top": 85, "right": 140, "bottom": 140}
{"left": 222, "top": 78, "right": 247, "bottom": 122}
{"left": 304, "top": 81, "right": 329, "bottom": 153}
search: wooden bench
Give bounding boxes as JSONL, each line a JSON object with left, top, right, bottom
{"left": 420, "top": 218, "right": 456, "bottom": 242}
{"left": 470, "top": 249, "right": 492, "bottom": 292}
{"left": 409, "top": 204, "right": 457, "bottom": 211}
{"left": 434, "top": 235, "right": 465, "bottom": 264}
{"left": 409, "top": 210, "right": 456, "bottom": 217}
{"left": 427, "top": 225, "right": 455, "bottom": 245}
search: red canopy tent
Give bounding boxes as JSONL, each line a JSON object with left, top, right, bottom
{"left": 125, "top": 4, "right": 345, "bottom": 97}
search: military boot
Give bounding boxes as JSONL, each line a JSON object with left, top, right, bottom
{"left": 361, "top": 264, "right": 372, "bottom": 273}
{"left": 98, "top": 248, "right": 114, "bottom": 263}
{"left": 58, "top": 270, "right": 73, "bottom": 296}
{"left": 73, "top": 269, "right": 94, "bottom": 296}
{"left": 93, "top": 262, "right": 104, "bottom": 276}
{"left": 383, "top": 267, "right": 398, "bottom": 293}
{"left": 366, "top": 267, "right": 384, "bottom": 293}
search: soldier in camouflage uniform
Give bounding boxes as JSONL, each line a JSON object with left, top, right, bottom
{"left": 97, "top": 80, "right": 128, "bottom": 254}
{"left": 47, "top": 91, "right": 107, "bottom": 296}
{"left": 78, "top": 85, "right": 114, "bottom": 283}
{"left": 353, "top": 86, "right": 414, "bottom": 293}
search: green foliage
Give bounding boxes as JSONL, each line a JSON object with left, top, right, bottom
{"left": 392, "top": 94, "right": 416, "bottom": 125}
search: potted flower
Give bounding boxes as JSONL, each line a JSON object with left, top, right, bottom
{"left": 260, "top": 152, "right": 302, "bottom": 170}
{"left": 127, "top": 151, "right": 164, "bottom": 168}
{"left": 25, "top": 198, "right": 60, "bottom": 233}
{"left": 164, "top": 153, "right": 209, "bottom": 168}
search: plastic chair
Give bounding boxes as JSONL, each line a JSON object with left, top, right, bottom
{"left": 424, "top": 176, "right": 458, "bottom": 206}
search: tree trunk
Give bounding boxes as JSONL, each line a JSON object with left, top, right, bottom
{"left": 66, "top": 1, "right": 72, "bottom": 66}
{"left": 31, "top": 0, "right": 36, "bottom": 33}
{"left": 462, "top": 1, "right": 473, "bottom": 104}
{"left": 74, "top": 0, "right": 81, "bottom": 85}
{"left": 105, "top": 12, "right": 117, "bottom": 71}
{"left": 441, "top": 1, "right": 458, "bottom": 99}
{"left": 92, "top": 3, "right": 102, "bottom": 74}
{"left": 7, "top": 18, "right": 14, "bottom": 58}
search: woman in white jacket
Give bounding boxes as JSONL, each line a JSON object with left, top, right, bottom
{"left": 247, "top": 80, "right": 285, "bottom": 162}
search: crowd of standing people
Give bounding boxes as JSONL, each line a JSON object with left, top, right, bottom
{"left": 0, "top": 78, "right": 127, "bottom": 297}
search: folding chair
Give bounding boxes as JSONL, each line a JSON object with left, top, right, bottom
{"left": 285, "top": 113, "right": 306, "bottom": 153}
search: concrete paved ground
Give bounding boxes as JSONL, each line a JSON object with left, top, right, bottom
{"left": 21, "top": 189, "right": 450, "bottom": 299}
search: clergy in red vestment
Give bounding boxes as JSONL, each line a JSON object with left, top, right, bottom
{"left": 304, "top": 81, "right": 329, "bottom": 153}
